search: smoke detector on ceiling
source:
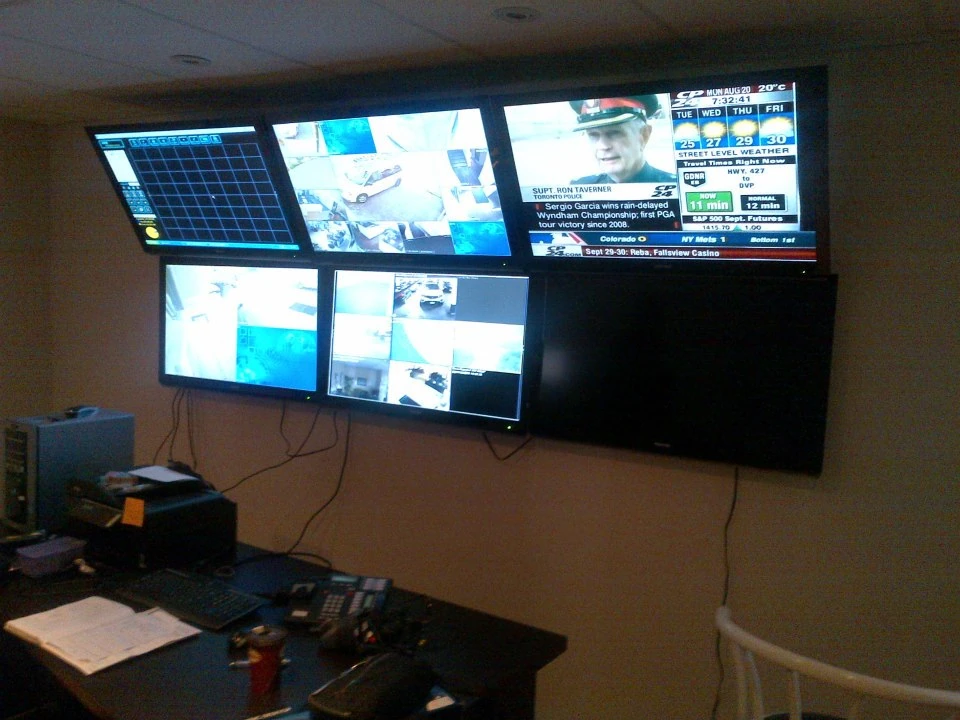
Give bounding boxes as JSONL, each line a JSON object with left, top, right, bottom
{"left": 170, "top": 54, "right": 212, "bottom": 67}
{"left": 492, "top": 6, "right": 541, "bottom": 23}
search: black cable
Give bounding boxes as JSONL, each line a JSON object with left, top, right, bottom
{"left": 168, "top": 388, "right": 186, "bottom": 464}
{"left": 482, "top": 431, "right": 534, "bottom": 461}
{"left": 152, "top": 387, "right": 184, "bottom": 465}
{"left": 285, "top": 406, "right": 336, "bottom": 459}
{"left": 219, "top": 455, "right": 297, "bottom": 494}
{"left": 152, "top": 400, "right": 348, "bottom": 564}
{"left": 283, "top": 411, "right": 352, "bottom": 556}
{"left": 226, "top": 549, "right": 333, "bottom": 573}
{"left": 186, "top": 389, "right": 198, "bottom": 470}
{"left": 711, "top": 466, "right": 741, "bottom": 720}
{"left": 719, "top": 466, "right": 739, "bottom": 607}
{"left": 151, "top": 387, "right": 202, "bottom": 473}
{"left": 219, "top": 406, "right": 337, "bottom": 493}
{"left": 278, "top": 400, "right": 295, "bottom": 457}
{"left": 284, "top": 550, "right": 333, "bottom": 567}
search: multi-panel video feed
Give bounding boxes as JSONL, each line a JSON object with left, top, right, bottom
{"left": 271, "top": 106, "right": 513, "bottom": 258}
{"left": 161, "top": 261, "right": 320, "bottom": 397}
{"left": 328, "top": 269, "right": 530, "bottom": 427}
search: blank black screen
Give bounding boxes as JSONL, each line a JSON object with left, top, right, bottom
{"left": 532, "top": 273, "right": 838, "bottom": 474}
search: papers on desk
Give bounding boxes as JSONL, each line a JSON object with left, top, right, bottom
{"left": 3, "top": 595, "right": 200, "bottom": 675}
{"left": 129, "top": 465, "right": 198, "bottom": 482}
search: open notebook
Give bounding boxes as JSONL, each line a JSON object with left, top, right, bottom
{"left": 4, "top": 595, "right": 200, "bottom": 675}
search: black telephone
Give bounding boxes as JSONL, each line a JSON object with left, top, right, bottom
{"left": 284, "top": 573, "right": 392, "bottom": 627}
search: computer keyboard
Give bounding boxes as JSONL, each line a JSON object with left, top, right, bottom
{"left": 114, "top": 567, "right": 268, "bottom": 630}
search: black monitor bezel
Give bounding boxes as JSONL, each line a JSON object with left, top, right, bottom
{"left": 262, "top": 95, "right": 527, "bottom": 271}
{"left": 159, "top": 256, "right": 323, "bottom": 402}
{"left": 89, "top": 117, "right": 312, "bottom": 259}
{"left": 488, "top": 65, "right": 830, "bottom": 275}
{"left": 529, "top": 270, "right": 838, "bottom": 474}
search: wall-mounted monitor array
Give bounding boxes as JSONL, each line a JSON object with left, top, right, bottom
{"left": 158, "top": 257, "right": 838, "bottom": 474}
{"left": 160, "top": 259, "right": 535, "bottom": 433}
{"left": 89, "top": 66, "right": 829, "bottom": 274}
{"left": 131, "top": 64, "right": 838, "bottom": 473}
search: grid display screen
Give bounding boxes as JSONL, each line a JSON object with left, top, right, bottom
{"left": 92, "top": 124, "right": 303, "bottom": 254}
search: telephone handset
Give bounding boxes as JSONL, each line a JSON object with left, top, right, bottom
{"left": 284, "top": 573, "right": 392, "bottom": 627}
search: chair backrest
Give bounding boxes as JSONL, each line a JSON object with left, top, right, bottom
{"left": 715, "top": 606, "right": 960, "bottom": 720}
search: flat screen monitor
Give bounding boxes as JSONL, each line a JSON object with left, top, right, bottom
{"left": 532, "top": 272, "right": 838, "bottom": 474}
{"left": 161, "top": 259, "right": 320, "bottom": 399}
{"left": 326, "top": 268, "right": 532, "bottom": 431}
{"left": 89, "top": 121, "right": 306, "bottom": 257}
{"left": 497, "top": 66, "right": 828, "bottom": 272}
{"left": 268, "top": 103, "right": 515, "bottom": 261}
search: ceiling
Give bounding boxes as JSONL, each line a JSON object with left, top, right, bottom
{"left": 1, "top": 0, "right": 956, "bottom": 126}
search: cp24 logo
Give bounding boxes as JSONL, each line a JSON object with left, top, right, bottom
{"left": 651, "top": 184, "right": 676, "bottom": 198}
{"left": 671, "top": 90, "right": 706, "bottom": 108}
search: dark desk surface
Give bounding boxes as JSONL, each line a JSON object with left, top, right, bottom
{"left": 0, "top": 546, "right": 566, "bottom": 720}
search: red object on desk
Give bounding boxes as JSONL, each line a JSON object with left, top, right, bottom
{"left": 246, "top": 625, "right": 287, "bottom": 695}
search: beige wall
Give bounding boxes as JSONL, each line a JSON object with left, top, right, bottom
{"left": 9, "top": 38, "right": 959, "bottom": 720}
{"left": 0, "top": 120, "right": 51, "bottom": 418}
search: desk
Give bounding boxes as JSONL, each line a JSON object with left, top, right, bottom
{"left": 0, "top": 546, "right": 566, "bottom": 720}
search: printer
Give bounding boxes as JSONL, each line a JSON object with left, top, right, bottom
{"left": 64, "top": 470, "right": 236, "bottom": 570}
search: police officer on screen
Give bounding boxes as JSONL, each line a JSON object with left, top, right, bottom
{"left": 570, "top": 95, "right": 677, "bottom": 184}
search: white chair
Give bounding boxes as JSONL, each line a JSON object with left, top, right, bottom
{"left": 716, "top": 606, "right": 960, "bottom": 720}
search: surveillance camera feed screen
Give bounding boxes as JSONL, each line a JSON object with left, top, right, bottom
{"left": 502, "top": 78, "right": 817, "bottom": 265}
{"left": 163, "top": 263, "right": 319, "bottom": 393}
{"left": 328, "top": 270, "right": 529, "bottom": 426}
{"left": 272, "top": 108, "right": 512, "bottom": 257}
{"left": 92, "top": 125, "right": 303, "bottom": 253}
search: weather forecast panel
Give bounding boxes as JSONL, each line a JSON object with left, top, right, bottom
{"left": 671, "top": 83, "right": 802, "bottom": 234}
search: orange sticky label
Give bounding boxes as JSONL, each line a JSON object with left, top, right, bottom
{"left": 121, "top": 497, "right": 146, "bottom": 527}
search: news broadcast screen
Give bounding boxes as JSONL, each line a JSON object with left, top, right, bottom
{"left": 271, "top": 107, "right": 512, "bottom": 258}
{"left": 502, "top": 73, "right": 822, "bottom": 265}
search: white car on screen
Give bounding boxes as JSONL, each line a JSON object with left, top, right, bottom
{"left": 340, "top": 164, "right": 402, "bottom": 203}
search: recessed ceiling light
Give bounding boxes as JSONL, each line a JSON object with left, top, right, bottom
{"left": 493, "top": 6, "right": 541, "bottom": 23}
{"left": 170, "top": 54, "right": 212, "bottom": 67}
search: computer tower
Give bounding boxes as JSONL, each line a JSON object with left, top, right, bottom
{"left": 2, "top": 409, "right": 134, "bottom": 533}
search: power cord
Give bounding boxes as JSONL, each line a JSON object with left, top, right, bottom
{"left": 283, "top": 411, "right": 352, "bottom": 556}
{"left": 150, "top": 387, "right": 200, "bottom": 471}
{"left": 711, "top": 466, "right": 741, "bottom": 720}
{"left": 482, "top": 431, "right": 534, "bottom": 461}
{"left": 220, "top": 406, "right": 341, "bottom": 493}
{"left": 150, "top": 398, "right": 348, "bottom": 571}
{"left": 152, "top": 387, "right": 185, "bottom": 465}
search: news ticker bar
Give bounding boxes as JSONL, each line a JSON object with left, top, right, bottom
{"left": 531, "top": 230, "right": 815, "bottom": 249}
